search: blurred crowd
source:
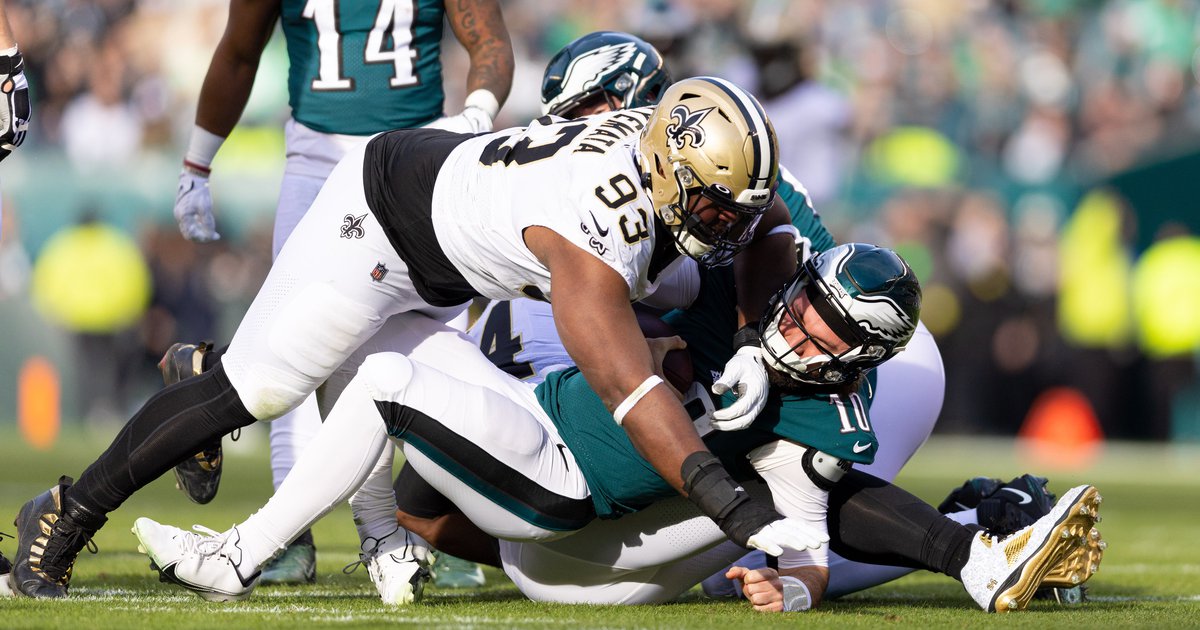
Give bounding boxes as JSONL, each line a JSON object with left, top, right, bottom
{"left": 2, "top": 0, "right": 1199, "bottom": 440}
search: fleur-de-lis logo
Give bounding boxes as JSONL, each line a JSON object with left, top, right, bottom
{"left": 340, "top": 213, "right": 367, "bottom": 239}
{"left": 665, "top": 105, "right": 714, "bottom": 150}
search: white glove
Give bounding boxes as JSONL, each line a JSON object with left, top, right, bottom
{"left": 711, "top": 345, "right": 769, "bottom": 431}
{"left": 423, "top": 89, "right": 499, "bottom": 134}
{"left": 424, "top": 106, "right": 493, "bottom": 134}
{"left": 0, "top": 47, "right": 30, "bottom": 162}
{"left": 745, "top": 518, "right": 829, "bottom": 557}
{"left": 174, "top": 169, "right": 220, "bottom": 242}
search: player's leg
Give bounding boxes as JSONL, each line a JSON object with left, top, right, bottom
{"left": 824, "top": 322, "right": 945, "bottom": 596}
{"left": 367, "top": 344, "right": 592, "bottom": 541}
{"left": 134, "top": 364, "right": 398, "bottom": 602}
{"left": 10, "top": 142, "right": 416, "bottom": 598}
{"left": 500, "top": 495, "right": 740, "bottom": 604}
{"left": 255, "top": 123, "right": 350, "bottom": 585}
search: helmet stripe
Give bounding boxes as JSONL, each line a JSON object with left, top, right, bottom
{"left": 695, "top": 76, "right": 776, "bottom": 190}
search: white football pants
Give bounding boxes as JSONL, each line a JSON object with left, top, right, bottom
{"left": 234, "top": 316, "right": 591, "bottom": 568}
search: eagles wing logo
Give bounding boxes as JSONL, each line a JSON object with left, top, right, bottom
{"left": 665, "top": 105, "right": 714, "bottom": 150}
{"left": 341, "top": 213, "right": 367, "bottom": 239}
{"left": 558, "top": 43, "right": 639, "bottom": 103}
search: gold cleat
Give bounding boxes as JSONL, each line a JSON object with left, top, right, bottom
{"left": 1043, "top": 527, "right": 1105, "bottom": 588}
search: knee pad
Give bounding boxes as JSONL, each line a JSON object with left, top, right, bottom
{"left": 233, "top": 283, "right": 385, "bottom": 420}
{"left": 358, "top": 352, "right": 416, "bottom": 403}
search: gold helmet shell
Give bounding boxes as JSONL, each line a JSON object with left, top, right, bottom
{"left": 637, "top": 76, "right": 779, "bottom": 266}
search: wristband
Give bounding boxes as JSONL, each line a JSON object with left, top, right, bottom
{"left": 613, "top": 375, "right": 663, "bottom": 425}
{"left": 183, "top": 125, "right": 226, "bottom": 175}
{"left": 680, "top": 452, "right": 778, "bottom": 547}
{"left": 779, "top": 576, "right": 812, "bottom": 611}
{"left": 463, "top": 89, "right": 500, "bottom": 120}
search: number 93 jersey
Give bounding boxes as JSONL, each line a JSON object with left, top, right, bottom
{"left": 282, "top": 0, "right": 446, "bottom": 135}
{"left": 432, "top": 108, "right": 673, "bottom": 303}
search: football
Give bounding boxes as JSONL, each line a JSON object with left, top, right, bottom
{"left": 635, "top": 309, "right": 694, "bottom": 393}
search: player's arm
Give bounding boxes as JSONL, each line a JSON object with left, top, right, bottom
{"left": 734, "top": 196, "right": 797, "bottom": 325}
{"left": 443, "top": 0, "right": 514, "bottom": 131}
{"left": 729, "top": 438, "right": 843, "bottom": 611}
{"left": 173, "top": 0, "right": 280, "bottom": 242}
{"left": 527, "top": 225, "right": 700, "bottom": 491}
{"left": 195, "top": 0, "right": 280, "bottom": 138}
{"left": 525, "top": 227, "right": 826, "bottom": 555}
{"left": 711, "top": 197, "right": 797, "bottom": 430}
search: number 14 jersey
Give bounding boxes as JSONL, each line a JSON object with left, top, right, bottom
{"left": 282, "top": 0, "right": 446, "bottom": 134}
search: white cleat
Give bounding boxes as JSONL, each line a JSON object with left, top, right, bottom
{"left": 350, "top": 529, "right": 430, "bottom": 606}
{"left": 132, "top": 517, "right": 260, "bottom": 602}
{"left": 961, "top": 485, "right": 1102, "bottom": 613}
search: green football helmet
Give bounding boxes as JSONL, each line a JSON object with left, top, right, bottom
{"left": 759, "top": 243, "right": 922, "bottom": 385}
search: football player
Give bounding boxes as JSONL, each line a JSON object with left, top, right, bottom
{"left": 426, "top": 31, "right": 1096, "bottom": 608}
{"left": 471, "top": 29, "right": 947, "bottom": 597}
{"left": 162, "top": 0, "right": 513, "bottom": 585}
{"left": 11, "top": 77, "right": 807, "bottom": 603}
{"left": 135, "top": 243, "right": 1103, "bottom": 612}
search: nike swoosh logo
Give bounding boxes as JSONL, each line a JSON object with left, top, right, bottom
{"left": 556, "top": 444, "right": 570, "bottom": 472}
{"left": 852, "top": 441, "right": 870, "bottom": 453}
{"left": 589, "top": 212, "right": 610, "bottom": 237}
{"left": 999, "top": 487, "right": 1033, "bottom": 505}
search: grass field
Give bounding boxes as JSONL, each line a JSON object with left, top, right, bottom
{"left": 1, "top": 425, "right": 1198, "bottom": 629}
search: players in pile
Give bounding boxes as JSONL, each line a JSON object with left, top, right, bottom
{"left": 8, "top": 69, "right": 816, "bottom": 604}
{"left": 391, "top": 31, "right": 1103, "bottom": 611}
{"left": 163, "top": 0, "right": 513, "bottom": 585}
{"left": 129, "top": 32, "right": 1103, "bottom": 612}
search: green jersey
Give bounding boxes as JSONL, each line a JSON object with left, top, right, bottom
{"left": 281, "top": 0, "right": 446, "bottom": 135}
{"left": 536, "top": 264, "right": 878, "bottom": 520}
{"left": 779, "top": 166, "right": 836, "bottom": 256}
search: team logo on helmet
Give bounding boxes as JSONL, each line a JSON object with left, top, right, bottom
{"left": 665, "top": 105, "right": 713, "bottom": 150}
{"left": 559, "top": 43, "right": 639, "bottom": 103}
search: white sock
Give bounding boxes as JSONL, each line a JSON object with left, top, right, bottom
{"left": 268, "top": 394, "right": 323, "bottom": 491}
{"left": 236, "top": 373, "right": 392, "bottom": 572}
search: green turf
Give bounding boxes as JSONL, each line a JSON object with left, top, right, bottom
{"left": 1, "top": 425, "right": 1198, "bottom": 628}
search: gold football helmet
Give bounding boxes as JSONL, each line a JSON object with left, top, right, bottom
{"left": 637, "top": 76, "right": 779, "bottom": 266}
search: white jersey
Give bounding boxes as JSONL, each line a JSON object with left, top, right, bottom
{"left": 431, "top": 109, "right": 666, "bottom": 303}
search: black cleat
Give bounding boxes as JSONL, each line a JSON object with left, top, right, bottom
{"left": 160, "top": 342, "right": 224, "bottom": 504}
{"left": 938, "top": 477, "right": 1003, "bottom": 514}
{"left": 976, "top": 474, "right": 1056, "bottom": 536}
{"left": 11, "top": 477, "right": 104, "bottom": 598}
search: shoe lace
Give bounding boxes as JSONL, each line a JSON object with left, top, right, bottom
{"left": 179, "top": 525, "right": 229, "bottom": 557}
{"left": 342, "top": 527, "right": 402, "bottom": 575}
{"left": 40, "top": 520, "right": 99, "bottom": 585}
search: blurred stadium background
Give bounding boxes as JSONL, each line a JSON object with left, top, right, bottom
{"left": 2, "top": 0, "right": 1200, "bottom": 463}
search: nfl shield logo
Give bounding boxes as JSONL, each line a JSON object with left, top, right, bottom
{"left": 370, "top": 262, "right": 388, "bottom": 282}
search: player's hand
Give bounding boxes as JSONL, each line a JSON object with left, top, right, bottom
{"left": 726, "top": 566, "right": 784, "bottom": 613}
{"left": 0, "top": 48, "right": 31, "bottom": 163}
{"left": 174, "top": 168, "right": 220, "bottom": 242}
{"left": 745, "top": 517, "right": 828, "bottom": 557}
{"left": 711, "top": 345, "right": 768, "bottom": 430}
{"left": 424, "top": 106, "right": 493, "bottom": 134}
